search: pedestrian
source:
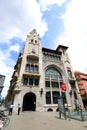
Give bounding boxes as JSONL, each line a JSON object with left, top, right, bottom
{"left": 18, "top": 104, "right": 21, "bottom": 115}
{"left": 0, "top": 120, "right": 3, "bottom": 130}
{"left": 9, "top": 104, "right": 14, "bottom": 115}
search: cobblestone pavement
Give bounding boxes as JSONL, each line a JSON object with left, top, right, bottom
{"left": 4, "top": 111, "right": 87, "bottom": 130}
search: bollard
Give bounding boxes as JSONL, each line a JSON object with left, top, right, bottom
{"left": 80, "top": 109, "right": 84, "bottom": 121}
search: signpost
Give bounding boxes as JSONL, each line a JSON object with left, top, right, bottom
{"left": 58, "top": 81, "right": 67, "bottom": 119}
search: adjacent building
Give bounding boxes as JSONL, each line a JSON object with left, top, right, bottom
{"left": 74, "top": 71, "right": 87, "bottom": 108}
{"left": 0, "top": 74, "right": 5, "bottom": 95}
{"left": 6, "top": 29, "right": 82, "bottom": 112}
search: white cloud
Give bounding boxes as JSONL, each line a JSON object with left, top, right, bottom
{"left": 56, "top": 0, "right": 87, "bottom": 73}
{"left": 39, "top": 0, "right": 66, "bottom": 11}
{"left": 9, "top": 44, "right": 20, "bottom": 53}
{"left": 0, "top": 63, "right": 13, "bottom": 97}
{"left": 0, "top": 53, "right": 14, "bottom": 97}
{"left": 0, "top": 0, "right": 48, "bottom": 43}
{"left": 0, "top": 47, "right": 17, "bottom": 97}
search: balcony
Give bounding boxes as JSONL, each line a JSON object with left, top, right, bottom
{"left": 23, "top": 71, "right": 41, "bottom": 77}
{"left": 68, "top": 76, "right": 76, "bottom": 82}
{"left": 27, "top": 54, "right": 39, "bottom": 59}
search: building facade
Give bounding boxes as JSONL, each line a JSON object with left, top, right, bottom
{"left": 6, "top": 29, "right": 82, "bottom": 112}
{"left": 0, "top": 74, "right": 5, "bottom": 95}
{"left": 74, "top": 71, "right": 87, "bottom": 108}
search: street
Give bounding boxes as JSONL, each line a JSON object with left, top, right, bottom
{"left": 4, "top": 111, "right": 87, "bottom": 130}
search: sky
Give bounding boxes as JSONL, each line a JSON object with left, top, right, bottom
{"left": 1, "top": 0, "right": 87, "bottom": 97}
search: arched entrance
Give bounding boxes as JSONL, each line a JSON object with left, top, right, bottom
{"left": 23, "top": 92, "right": 36, "bottom": 111}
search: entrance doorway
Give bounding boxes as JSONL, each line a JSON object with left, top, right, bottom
{"left": 23, "top": 92, "right": 36, "bottom": 111}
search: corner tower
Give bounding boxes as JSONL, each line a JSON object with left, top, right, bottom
{"left": 7, "top": 29, "right": 43, "bottom": 111}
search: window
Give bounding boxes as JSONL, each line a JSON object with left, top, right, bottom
{"left": 23, "top": 78, "right": 28, "bottom": 86}
{"left": 45, "top": 81, "right": 50, "bottom": 87}
{"left": 71, "top": 82, "right": 75, "bottom": 88}
{"left": 53, "top": 92, "right": 59, "bottom": 104}
{"left": 34, "top": 79, "right": 39, "bottom": 86}
{"left": 35, "top": 40, "right": 37, "bottom": 43}
{"left": 45, "top": 67, "right": 62, "bottom": 79}
{"left": 25, "top": 64, "right": 38, "bottom": 73}
{"left": 52, "top": 82, "right": 58, "bottom": 88}
{"left": 29, "top": 78, "right": 33, "bottom": 85}
{"left": 30, "top": 65, "right": 34, "bottom": 72}
{"left": 46, "top": 92, "right": 51, "bottom": 104}
{"left": 31, "top": 39, "right": 33, "bottom": 43}
{"left": 67, "top": 70, "right": 73, "bottom": 78}
{"left": 45, "top": 67, "right": 63, "bottom": 104}
{"left": 43, "top": 53, "right": 61, "bottom": 61}
{"left": 25, "top": 64, "right": 30, "bottom": 72}
{"left": 46, "top": 91, "right": 62, "bottom": 104}
{"left": 34, "top": 65, "right": 38, "bottom": 73}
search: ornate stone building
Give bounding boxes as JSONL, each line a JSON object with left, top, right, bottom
{"left": 6, "top": 29, "right": 82, "bottom": 112}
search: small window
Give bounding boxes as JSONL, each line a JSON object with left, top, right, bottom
{"left": 34, "top": 65, "right": 38, "bottom": 73}
{"left": 25, "top": 64, "right": 30, "bottom": 72}
{"left": 35, "top": 40, "right": 37, "bottom": 43}
{"left": 31, "top": 39, "right": 33, "bottom": 43}
{"left": 23, "top": 78, "right": 28, "bottom": 86}
{"left": 29, "top": 78, "right": 33, "bottom": 85}
{"left": 52, "top": 82, "right": 58, "bottom": 88}
{"left": 46, "top": 92, "right": 51, "bottom": 104}
{"left": 34, "top": 79, "right": 39, "bottom": 86}
{"left": 67, "top": 70, "right": 73, "bottom": 78}
{"left": 52, "top": 92, "right": 59, "bottom": 104}
{"left": 45, "top": 81, "right": 50, "bottom": 87}
{"left": 71, "top": 82, "right": 75, "bottom": 88}
{"left": 30, "top": 65, "right": 34, "bottom": 72}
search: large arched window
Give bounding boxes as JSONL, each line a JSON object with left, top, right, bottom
{"left": 45, "top": 67, "right": 63, "bottom": 88}
{"left": 45, "top": 67, "right": 62, "bottom": 79}
{"left": 45, "top": 67, "right": 65, "bottom": 104}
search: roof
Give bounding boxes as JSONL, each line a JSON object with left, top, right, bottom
{"left": 42, "top": 47, "right": 62, "bottom": 55}
{"left": 56, "top": 45, "right": 68, "bottom": 51}
{"left": 74, "top": 71, "right": 87, "bottom": 76}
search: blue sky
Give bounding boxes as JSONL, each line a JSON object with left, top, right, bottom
{"left": 42, "top": 3, "right": 66, "bottom": 49}
{"left": 0, "top": 0, "right": 87, "bottom": 97}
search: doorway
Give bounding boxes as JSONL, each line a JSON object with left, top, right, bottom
{"left": 23, "top": 92, "right": 36, "bottom": 111}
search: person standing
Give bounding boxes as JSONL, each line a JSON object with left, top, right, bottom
{"left": 9, "top": 104, "right": 14, "bottom": 115}
{"left": 18, "top": 104, "right": 21, "bottom": 115}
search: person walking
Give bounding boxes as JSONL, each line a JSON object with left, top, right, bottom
{"left": 18, "top": 104, "right": 21, "bottom": 115}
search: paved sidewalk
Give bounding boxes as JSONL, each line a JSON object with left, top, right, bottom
{"left": 4, "top": 112, "right": 87, "bottom": 130}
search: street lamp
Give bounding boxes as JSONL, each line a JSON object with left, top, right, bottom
{"left": 40, "top": 88, "right": 43, "bottom": 96}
